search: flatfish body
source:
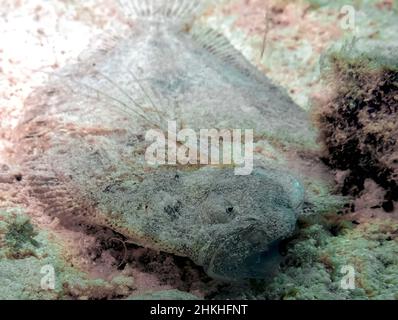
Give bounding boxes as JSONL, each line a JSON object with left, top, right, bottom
{"left": 14, "top": 0, "right": 315, "bottom": 281}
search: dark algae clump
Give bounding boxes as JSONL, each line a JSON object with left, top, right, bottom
{"left": 315, "top": 39, "right": 398, "bottom": 207}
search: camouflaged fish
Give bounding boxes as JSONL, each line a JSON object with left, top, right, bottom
{"left": 14, "top": 0, "right": 316, "bottom": 281}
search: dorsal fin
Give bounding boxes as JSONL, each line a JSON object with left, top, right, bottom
{"left": 189, "top": 25, "right": 265, "bottom": 80}
{"left": 118, "top": 0, "right": 207, "bottom": 28}
{"left": 190, "top": 26, "right": 245, "bottom": 66}
{"left": 189, "top": 25, "right": 294, "bottom": 102}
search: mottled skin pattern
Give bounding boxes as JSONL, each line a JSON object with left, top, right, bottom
{"left": 13, "top": 1, "right": 312, "bottom": 280}
{"left": 96, "top": 167, "right": 304, "bottom": 280}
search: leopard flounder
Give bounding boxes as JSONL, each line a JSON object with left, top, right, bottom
{"left": 14, "top": 0, "right": 317, "bottom": 281}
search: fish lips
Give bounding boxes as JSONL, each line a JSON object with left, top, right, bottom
{"left": 202, "top": 222, "right": 288, "bottom": 282}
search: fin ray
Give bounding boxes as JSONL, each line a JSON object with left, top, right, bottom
{"left": 190, "top": 26, "right": 243, "bottom": 65}
{"left": 189, "top": 25, "right": 275, "bottom": 85}
{"left": 118, "top": 0, "right": 206, "bottom": 27}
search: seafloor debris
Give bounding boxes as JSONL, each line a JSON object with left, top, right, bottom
{"left": 315, "top": 38, "right": 398, "bottom": 211}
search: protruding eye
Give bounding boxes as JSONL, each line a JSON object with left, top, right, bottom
{"left": 199, "top": 194, "right": 237, "bottom": 224}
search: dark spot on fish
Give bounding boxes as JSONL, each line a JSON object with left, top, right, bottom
{"left": 164, "top": 201, "right": 182, "bottom": 218}
{"left": 103, "top": 185, "right": 114, "bottom": 193}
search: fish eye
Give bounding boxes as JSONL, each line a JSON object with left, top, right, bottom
{"left": 226, "top": 207, "right": 234, "bottom": 214}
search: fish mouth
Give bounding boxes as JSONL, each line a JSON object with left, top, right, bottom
{"left": 203, "top": 223, "right": 284, "bottom": 281}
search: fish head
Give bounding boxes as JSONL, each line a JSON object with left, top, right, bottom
{"left": 113, "top": 166, "right": 304, "bottom": 281}
{"left": 189, "top": 167, "right": 304, "bottom": 281}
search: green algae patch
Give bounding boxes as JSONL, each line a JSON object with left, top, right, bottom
{"left": 3, "top": 214, "right": 39, "bottom": 259}
{"left": 0, "top": 209, "right": 134, "bottom": 299}
{"left": 321, "top": 38, "right": 398, "bottom": 76}
{"left": 265, "top": 219, "right": 398, "bottom": 300}
{"left": 0, "top": 209, "right": 85, "bottom": 299}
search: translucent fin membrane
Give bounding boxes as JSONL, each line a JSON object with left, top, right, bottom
{"left": 118, "top": 0, "right": 206, "bottom": 26}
